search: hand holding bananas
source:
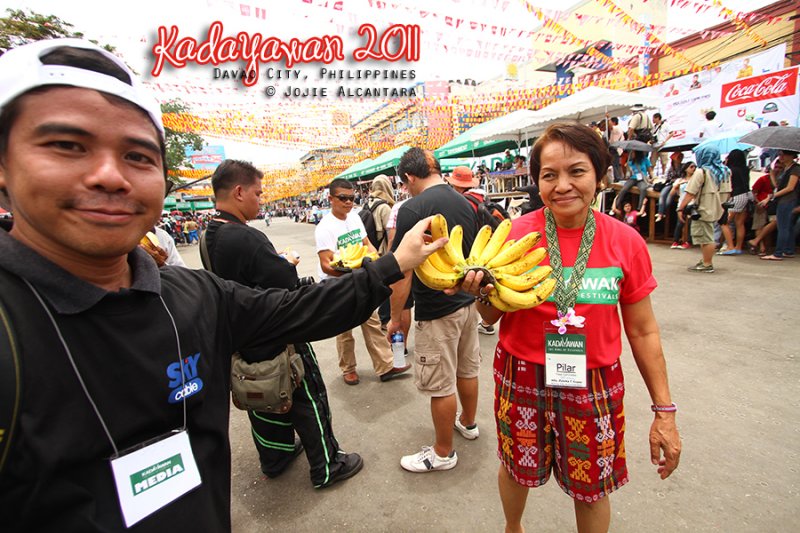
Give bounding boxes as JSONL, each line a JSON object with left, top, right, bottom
{"left": 392, "top": 215, "right": 450, "bottom": 272}
{"left": 139, "top": 231, "right": 168, "bottom": 268}
{"left": 416, "top": 215, "right": 556, "bottom": 312}
{"left": 331, "top": 242, "right": 379, "bottom": 270}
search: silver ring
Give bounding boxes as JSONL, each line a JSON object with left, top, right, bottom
{"left": 479, "top": 287, "right": 489, "bottom": 297}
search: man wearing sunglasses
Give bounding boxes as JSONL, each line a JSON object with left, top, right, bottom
{"left": 315, "top": 178, "right": 411, "bottom": 385}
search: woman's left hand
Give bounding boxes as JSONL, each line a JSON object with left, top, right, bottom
{"left": 649, "top": 414, "right": 681, "bottom": 479}
{"left": 443, "top": 268, "right": 494, "bottom": 297}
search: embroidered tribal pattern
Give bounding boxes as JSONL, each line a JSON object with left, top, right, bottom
{"left": 493, "top": 347, "right": 630, "bottom": 498}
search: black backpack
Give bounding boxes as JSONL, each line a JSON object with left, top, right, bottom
{"left": 632, "top": 112, "right": 654, "bottom": 143}
{"left": 358, "top": 198, "right": 387, "bottom": 249}
{"left": 464, "top": 194, "right": 510, "bottom": 230}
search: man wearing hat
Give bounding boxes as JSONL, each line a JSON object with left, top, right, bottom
{"left": 0, "top": 38, "right": 442, "bottom": 531}
{"left": 446, "top": 166, "right": 481, "bottom": 205}
{"left": 627, "top": 104, "right": 654, "bottom": 143}
{"left": 740, "top": 113, "right": 760, "bottom": 133}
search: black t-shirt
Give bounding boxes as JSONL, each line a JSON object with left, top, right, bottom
{"left": 391, "top": 183, "right": 477, "bottom": 321}
{"left": 0, "top": 228, "right": 401, "bottom": 532}
{"left": 205, "top": 210, "right": 298, "bottom": 360}
{"left": 729, "top": 166, "right": 750, "bottom": 196}
{"left": 777, "top": 163, "right": 800, "bottom": 205}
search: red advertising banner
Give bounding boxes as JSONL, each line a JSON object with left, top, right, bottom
{"left": 720, "top": 67, "right": 798, "bottom": 108}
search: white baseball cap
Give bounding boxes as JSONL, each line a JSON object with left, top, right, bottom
{"left": 0, "top": 38, "right": 163, "bottom": 138}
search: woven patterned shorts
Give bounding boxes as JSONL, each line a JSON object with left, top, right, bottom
{"left": 493, "top": 344, "right": 628, "bottom": 502}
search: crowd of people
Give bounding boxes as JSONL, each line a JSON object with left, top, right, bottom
{"left": 158, "top": 212, "right": 211, "bottom": 245}
{"left": 589, "top": 106, "right": 799, "bottom": 268}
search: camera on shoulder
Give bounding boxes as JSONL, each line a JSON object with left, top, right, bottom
{"left": 295, "top": 276, "right": 315, "bottom": 289}
{"left": 683, "top": 203, "right": 701, "bottom": 220}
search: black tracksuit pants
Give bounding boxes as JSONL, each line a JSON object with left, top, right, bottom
{"left": 247, "top": 343, "right": 346, "bottom": 486}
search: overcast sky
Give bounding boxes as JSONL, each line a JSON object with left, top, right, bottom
{"left": 1, "top": 0, "right": 779, "bottom": 164}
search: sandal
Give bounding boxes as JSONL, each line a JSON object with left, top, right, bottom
{"left": 760, "top": 255, "right": 783, "bottom": 261}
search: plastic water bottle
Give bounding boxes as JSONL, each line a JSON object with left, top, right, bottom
{"left": 391, "top": 332, "right": 405, "bottom": 368}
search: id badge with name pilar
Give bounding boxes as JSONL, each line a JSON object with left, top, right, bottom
{"left": 544, "top": 328, "right": 587, "bottom": 389}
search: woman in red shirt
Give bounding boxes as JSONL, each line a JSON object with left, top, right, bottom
{"left": 748, "top": 159, "right": 783, "bottom": 255}
{"left": 459, "top": 123, "right": 681, "bottom": 533}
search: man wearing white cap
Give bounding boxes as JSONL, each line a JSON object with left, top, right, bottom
{"left": 0, "top": 38, "right": 442, "bottom": 532}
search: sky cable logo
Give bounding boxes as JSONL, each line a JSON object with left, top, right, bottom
{"left": 556, "top": 267, "right": 623, "bottom": 305}
{"left": 130, "top": 454, "right": 185, "bottom": 496}
{"left": 166, "top": 353, "right": 204, "bottom": 403}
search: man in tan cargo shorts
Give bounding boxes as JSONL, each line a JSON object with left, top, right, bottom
{"left": 387, "top": 147, "right": 481, "bottom": 473}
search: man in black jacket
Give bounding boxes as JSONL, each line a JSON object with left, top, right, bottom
{"left": 203, "top": 159, "right": 361, "bottom": 488}
{"left": 0, "top": 38, "right": 442, "bottom": 532}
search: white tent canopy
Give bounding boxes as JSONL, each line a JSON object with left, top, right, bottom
{"left": 469, "top": 109, "right": 541, "bottom": 145}
{"left": 478, "top": 87, "right": 661, "bottom": 143}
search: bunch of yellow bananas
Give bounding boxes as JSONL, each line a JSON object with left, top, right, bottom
{"left": 332, "top": 242, "right": 379, "bottom": 270}
{"left": 414, "top": 215, "right": 556, "bottom": 312}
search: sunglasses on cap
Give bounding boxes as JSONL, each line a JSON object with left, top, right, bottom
{"left": 333, "top": 194, "right": 355, "bottom": 202}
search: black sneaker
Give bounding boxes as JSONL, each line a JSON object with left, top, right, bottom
{"left": 261, "top": 436, "right": 304, "bottom": 478}
{"left": 687, "top": 262, "right": 714, "bottom": 273}
{"left": 315, "top": 452, "right": 364, "bottom": 489}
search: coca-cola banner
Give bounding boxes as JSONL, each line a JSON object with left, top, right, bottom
{"left": 720, "top": 68, "right": 798, "bottom": 108}
{"left": 637, "top": 44, "right": 798, "bottom": 142}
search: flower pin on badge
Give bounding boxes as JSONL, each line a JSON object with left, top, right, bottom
{"left": 550, "top": 307, "right": 586, "bottom": 335}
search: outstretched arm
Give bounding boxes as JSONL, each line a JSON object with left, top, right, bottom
{"left": 620, "top": 296, "right": 681, "bottom": 480}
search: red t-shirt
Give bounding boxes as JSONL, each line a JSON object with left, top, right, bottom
{"left": 498, "top": 209, "right": 657, "bottom": 368}
{"left": 751, "top": 174, "right": 774, "bottom": 202}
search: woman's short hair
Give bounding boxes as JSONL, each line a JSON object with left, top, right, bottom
{"left": 529, "top": 123, "right": 610, "bottom": 188}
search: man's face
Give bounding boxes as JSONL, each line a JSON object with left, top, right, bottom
{"left": 653, "top": 116, "right": 661, "bottom": 125}
{"left": 403, "top": 175, "right": 424, "bottom": 197}
{"left": 329, "top": 186, "right": 355, "bottom": 216}
{"left": 240, "top": 178, "right": 263, "bottom": 220}
{"left": 0, "top": 87, "right": 165, "bottom": 259}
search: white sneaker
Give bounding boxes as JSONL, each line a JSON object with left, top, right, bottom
{"left": 477, "top": 322, "right": 495, "bottom": 335}
{"left": 454, "top": 412, "right": 479, "bottom": 440}
{"left": 400, "top": 446, "right": 458, "bottom": 472}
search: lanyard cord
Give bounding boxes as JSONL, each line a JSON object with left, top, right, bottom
{"left": 22, "top": 280, "right": 187, "bottom": 458}
{"left": 159, "top": 295, "right": 187, "bottom": 434}
{"left": 545, "top": 208, "right": 596, "bottom": 315}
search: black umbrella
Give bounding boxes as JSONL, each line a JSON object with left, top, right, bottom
{"left": 658, "top": 139, "right": 700, "bottom": 153}
{"left": 611, "top": 140, "right": 656, "bottom": 152}
{"left": 739, "top": 126, "right": 800, "bottom": 152}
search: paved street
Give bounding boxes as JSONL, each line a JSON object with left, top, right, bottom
{"left": 179, "top": 216, "right": 799, "bottom": 533}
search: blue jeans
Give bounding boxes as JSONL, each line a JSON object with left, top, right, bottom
{"left": 616, "top": 179, "right": 648, "bottom": 211}
{"left": 774, "top": 201, "right": 796, "bottom": 256}
{"left": 657, "top": 186, "right": 674, "bottom": 216}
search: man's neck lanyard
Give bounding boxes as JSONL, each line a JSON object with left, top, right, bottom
{"left": 545, "top": 208, "right": 596, "bottom": 317}
{"left": 212, "top": 211, "right": 243, "bottom": 225}
{"left": 22, "top": 279, "right": 187, "bottom": 458}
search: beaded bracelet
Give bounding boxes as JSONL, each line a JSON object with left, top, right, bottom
{"left": 651, "top": 402, "right": 678, "bottom": 413}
